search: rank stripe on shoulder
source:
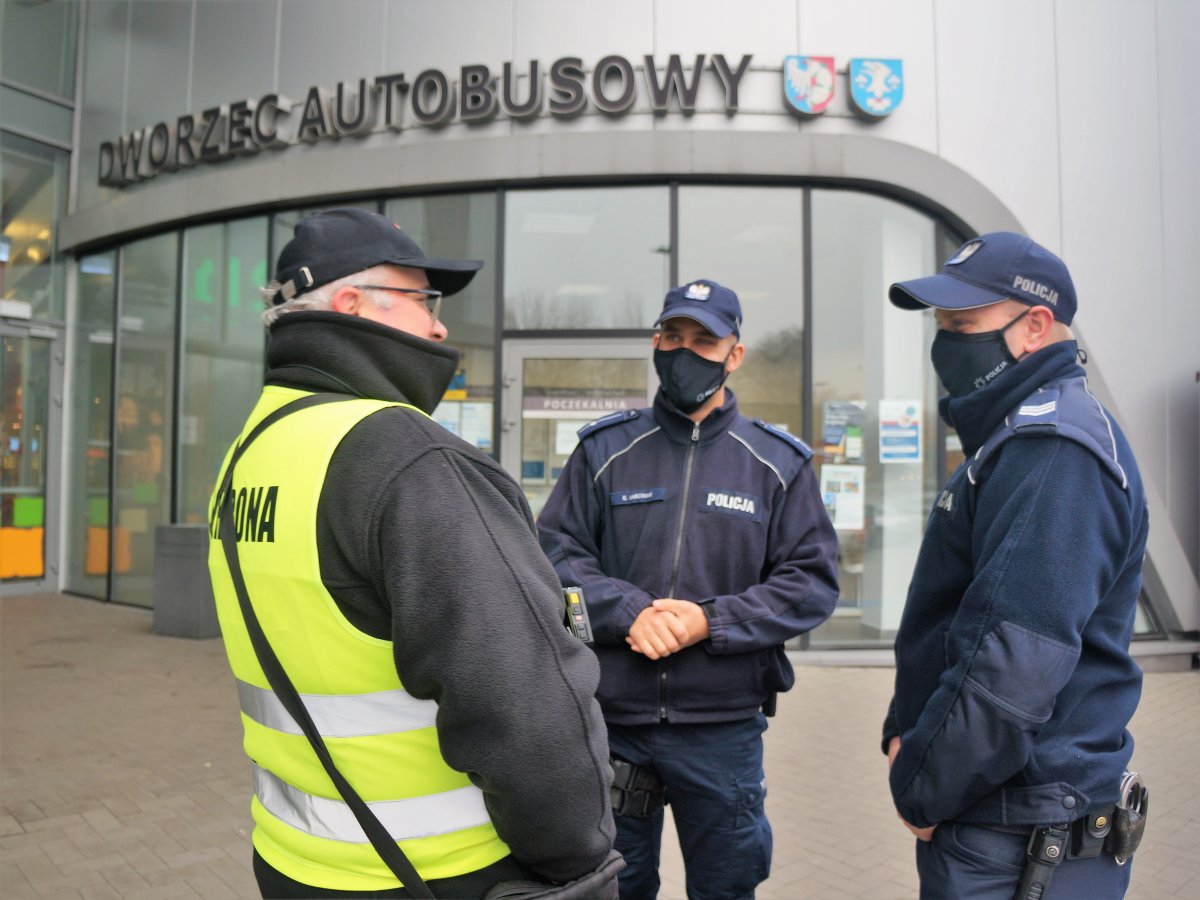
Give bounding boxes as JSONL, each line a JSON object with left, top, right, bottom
{"left": 1018, "top": 401, "right": 1057, "bottom": 417}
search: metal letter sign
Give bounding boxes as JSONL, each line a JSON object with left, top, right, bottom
{"left": 783, "top": 56, "right": 835, "bottom": 116}
{"left": 849, "top": 58, "right": 904, "bottom": 118}
{"left": 98, "top": 52, "right": 907, "bottom": 188}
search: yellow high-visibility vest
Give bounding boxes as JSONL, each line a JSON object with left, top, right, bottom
{"left": 208, "top": 385, "right": 509, "bottom": 892}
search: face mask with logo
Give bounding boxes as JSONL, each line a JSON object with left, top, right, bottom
{"left": 930, "top": 309, "right": 1029, "bottom": 397}
{"left": 654, "top": 346, "right": 731, "bottom": 414}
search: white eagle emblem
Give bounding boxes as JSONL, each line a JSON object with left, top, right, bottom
{"left": 946, "top": 239, "right": 984, "bottom": 266}
{"left": 783, "top": 56, "right": 836, "bottom": 116}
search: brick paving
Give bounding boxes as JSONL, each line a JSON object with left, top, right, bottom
{"left": 1, "top": 593, "right": 1197, "bottom": 899}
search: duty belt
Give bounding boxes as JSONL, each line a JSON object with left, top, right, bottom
{"left": 985, "top": 773, "right": 1148, "bottom": 900}
{"left": 983, "top": 807, "right": 1115, "bottom": 861}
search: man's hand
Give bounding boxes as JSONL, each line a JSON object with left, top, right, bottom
{"left": 887, "top": 735, "right": 902, "bottom": 768}
{"left": 887, "top": 736, "right": 936, "bottom": 842}
{"left": 626, "top": 599, "right": 710, "bottom": 659}
{"left": 651, "top": 599, "right": 711, "bottom": 647}
{"left": 901, "top": 819, "right": 937, "bottom": 842}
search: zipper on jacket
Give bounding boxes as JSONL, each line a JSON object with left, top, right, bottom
{"left": 667, "top": 420, "right": 701, "bottom": 596}
{"left": 657, "top": 666, "right": 668, "bottom": 720}
{"left": 660, "top": 419, "right": 701, "bottom": 721}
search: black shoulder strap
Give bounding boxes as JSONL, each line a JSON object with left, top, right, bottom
{"left": 216, "top": 392, "right": 434, "bottom": 899}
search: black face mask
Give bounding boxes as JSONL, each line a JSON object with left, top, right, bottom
{"left": 654, "top": 346, "right": 731, "bottom": 414}
{"left": 930, "top": 309, "right": 1029, "bottom": 397}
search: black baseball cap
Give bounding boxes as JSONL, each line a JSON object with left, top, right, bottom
{"left": 272, "top": 207, "right": 483, "bottom": 304}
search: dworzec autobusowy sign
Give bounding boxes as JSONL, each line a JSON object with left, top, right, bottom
{"left": 97, "top": 54, "right": 904, "bottom": 187}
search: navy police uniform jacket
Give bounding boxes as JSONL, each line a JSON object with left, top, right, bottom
{"left": 538, "top": 388, "right": 839, "bottom": 725}
{"left": 884, "top": 341, "right": 1148, "bottom": 829}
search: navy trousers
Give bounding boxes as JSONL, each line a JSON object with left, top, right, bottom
{"left": 916, "top": 822, "right": 1132, "bottom": 899}
{"left": 607, "top": 716, "right": 771, "bottom": 900}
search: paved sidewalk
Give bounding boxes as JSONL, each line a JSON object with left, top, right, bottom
{"left": 1, "top": 593, "right": 1197, "bottom": 899}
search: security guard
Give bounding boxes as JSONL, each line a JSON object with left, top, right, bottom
{"left": 538, "top": 280, "right": 840, "bottom": 899}
{"left": 207, "top": 208, "right": 619, "bottom": 899}
{"left": 883, "top": 232, "right": 1149, "bottom": 899}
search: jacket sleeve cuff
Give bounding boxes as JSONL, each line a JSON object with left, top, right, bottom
{"left": 699, "top": 600, "right": 724, "bottom": 653}
{"left": 881, "top": 702, "right": 899, "bottom": 755}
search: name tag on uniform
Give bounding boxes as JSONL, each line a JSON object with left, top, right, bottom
{"left": 698, "top": 487, "right": 762, "bottom": 522}
{"left": 611, "top": 488, "right": 666, "bottom": 506}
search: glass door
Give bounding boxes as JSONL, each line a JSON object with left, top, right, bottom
{"left": 1, "top": 323, "right": 62, "bottom": 592}
{"left": 501, "top": 338, "right": 655, "bottom": 516}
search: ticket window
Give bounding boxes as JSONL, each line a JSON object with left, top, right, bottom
{"left": 500, "top": 339, "right": 654, "bottom": 516}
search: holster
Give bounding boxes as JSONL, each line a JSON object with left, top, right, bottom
{"left": 1014, "top": 824, "right": 1069, "bottom": 900}
{"left": 1108, "top": 781, "right": 1148, "bottom": 865}
{"left": 1067, "top": 809, "right": 1112, "bottom": 860}
{"left": 609, "top": 757, "right": 666, "bottom": 818}
{"left": 762, "top": 692, "right": 778, "bottom": 717}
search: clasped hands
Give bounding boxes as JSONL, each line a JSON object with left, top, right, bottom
{"left": 626, "top": 598, "right": 710, "bottom": 660}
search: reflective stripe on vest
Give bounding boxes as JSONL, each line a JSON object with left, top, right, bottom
{"left": 237, "top": 679, "right": 438, "bottom": 737}
{"left": 253, "top": 765, "right": 491, "bottom": 842}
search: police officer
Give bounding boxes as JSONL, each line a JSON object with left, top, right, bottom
{"left": 882, "top": 232, "right": 1148, "bottom": 898}
{"left": 207, "top": 208, "right": 620, "bottom": 898}
{"left": 537, "top": 280, "right": 840, "bottom": 899}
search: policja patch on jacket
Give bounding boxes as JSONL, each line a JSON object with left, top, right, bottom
{"left": 698, "top": 487, "right": 763, "bottom": 522}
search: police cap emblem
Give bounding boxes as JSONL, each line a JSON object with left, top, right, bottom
{"left": 946, "top": 239, "right": 984, "bottom": 266}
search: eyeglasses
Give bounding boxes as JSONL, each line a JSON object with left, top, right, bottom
{"left": 355, "top": 285, "right": 443, "bottom": 323}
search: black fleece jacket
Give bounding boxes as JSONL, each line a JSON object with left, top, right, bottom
{"left": 264, "top": 311, "right": 616, "bottom": 884}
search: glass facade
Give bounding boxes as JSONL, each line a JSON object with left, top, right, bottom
{"left": 1, "top": 0, "right": 77, "bottom": 323}
{"left": 386, "top": 194, "right": 498, "bottom": 453}
{"left": 504, "top": 187, "right": 670, "bottom": 330}
{"left": 1, "top": 0, "right": 77, "bottom": 593}
{"left": 505, "top": 343, "right": 652, "bottom": 518}
{"left": 677, "top": 186, "right": 806, "bottom": 435}
{"left": 50, "top": 182, "right": 1161, "bottom": 641}
{"left": 179, "top": 218, "right": 269, "bottom": 524}
{"left": 0, "top": 329, "right": 51, "bottom": 579}
{"left": 65, "top": 252, "right": 117, "bottom": 598}
{"left": 0, "top": 0, "right": 79, "bottom": 100}
{"left": 808, "top": 190, "right": 942, "bottom": 645}
{"left": 53, "top": 185, "right": 951, "bottom": 639}
{"left": 0, "top": 131, "right": 69, "bottom": 321}
{"left": 111, "top": 234, "right": 179, "bottom": 608}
